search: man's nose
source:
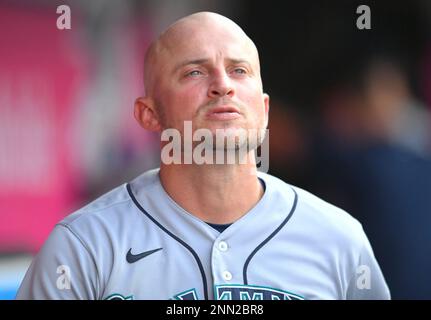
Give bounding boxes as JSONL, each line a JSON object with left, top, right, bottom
{"left": 208, "top": 72, "right": 234, "bottom": 98}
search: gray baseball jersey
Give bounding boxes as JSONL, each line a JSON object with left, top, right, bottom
{"left": 16, "top": 168, "right": 390, "bottom": 300}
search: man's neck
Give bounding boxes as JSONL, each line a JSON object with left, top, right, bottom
{"left": 159, "top": 161, "right": 264, "bottom": 224}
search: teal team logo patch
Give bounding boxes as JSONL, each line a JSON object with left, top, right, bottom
{"left": 173, "top": 288, "right": 199, "bottom": 300}
{"left": 173, "top": 285, "right": 305, "bottom": 300}
{"left": 105, "top": 286, "right": 304, "bottom": 300}
{"left": 104, "top": 293, "right": 134, "bottom": 300}
{"left": 215, "top": 284, "right": 305, "bottom": 300}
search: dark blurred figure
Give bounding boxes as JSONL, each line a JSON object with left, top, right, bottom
{"left": 241, "top": 0, "right": 431, "bottom": 299}
{"left": 309, "top": 55, "right": 431, "bottom": 299}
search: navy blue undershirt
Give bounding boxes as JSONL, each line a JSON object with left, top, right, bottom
{"left": 205, "top": 177, "right": 266, "bottom": 233}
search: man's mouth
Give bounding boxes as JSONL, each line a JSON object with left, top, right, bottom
{"left": 206, "top": 105, "right": 241, "bottom": 120}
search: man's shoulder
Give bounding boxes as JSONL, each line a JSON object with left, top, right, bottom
{"left": 260, "top": 172, "right": 365, "bottom": 245}
{"left": 60, "top": 184, "right": 130, "bottom": 226}
{"left": 294, "top": 185, "right": 361, "bottom": 227}
{"left": 60, "top": 168, "right": 160, "bottom": 228}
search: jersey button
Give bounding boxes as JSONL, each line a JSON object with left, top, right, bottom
{"left": 218, "top": 241, "right": 228, "bottom": 252}
{"left": 222, "top": 271, "right": 232, "bottom": 281}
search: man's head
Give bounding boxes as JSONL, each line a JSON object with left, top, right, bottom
{"left": 134, "top": 12, "right": 269, "bottom": 150}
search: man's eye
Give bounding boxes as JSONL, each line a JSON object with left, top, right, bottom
{"left": 233, "top": 68, "right": 247, "bottom": 75}
{"left": 187, "top": 70, "right": 202, "bottom": 77}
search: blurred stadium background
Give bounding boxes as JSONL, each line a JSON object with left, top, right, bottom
{"left": 1, "top": 0, "right": 431, "bottom": 299}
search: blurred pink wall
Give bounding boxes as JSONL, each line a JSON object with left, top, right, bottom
{"left": 0, "top": 5, "right": 89, "bottom": 252}
{"left": 0, "top": 4, "right": 155, "bottom": 253}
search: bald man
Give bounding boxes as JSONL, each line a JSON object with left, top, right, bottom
{"left": 17, "top": 12, "right": 390, "bottom": 300}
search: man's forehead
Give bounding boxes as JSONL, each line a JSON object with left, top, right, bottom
{"left": 162, "top": 20, "right": 255, "bottom": 53}
{"left": 157, "top": 24, "right": 259, "bottom": 70}
{"left": 169, "top": 40, "right": 255, "bottom": 62}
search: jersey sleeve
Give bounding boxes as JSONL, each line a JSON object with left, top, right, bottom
{"left": 15, "top": 224, "right": 100, "bottom": 300}
{"left": 346, "top": 229, "right": 391, "bottom": 300}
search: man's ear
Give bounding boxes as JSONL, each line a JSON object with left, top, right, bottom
{"left": 134, "top": 97, "right": 162, "bottom": 132}
{"left": 263, "top": 93, "right": 270, "bottom": 128}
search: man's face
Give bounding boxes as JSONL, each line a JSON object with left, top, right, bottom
{"left": 150, "top": 18, "right": 269, "bottom": 148}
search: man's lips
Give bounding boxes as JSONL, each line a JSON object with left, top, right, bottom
{"left": 206, "top": 105, "right": 241, "bottom": 120}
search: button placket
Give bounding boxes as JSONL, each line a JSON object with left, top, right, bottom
{"left": 222, "top": 271, "right": 232, "bottom": 281}
{"left": 218, "top": 241, "right": 228, "bottom": 252}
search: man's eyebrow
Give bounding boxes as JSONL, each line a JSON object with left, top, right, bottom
{"left": 173, "top": 58, "right": 254, "bottom": 74}
{"left": 173, "top": 59, "right": 209, "bottom": 74}
{"left": 226, "top": 58, "right": 252, "bottom": 66}
{"left": 227, "top": 59, "right": 255, "bottom": 72}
